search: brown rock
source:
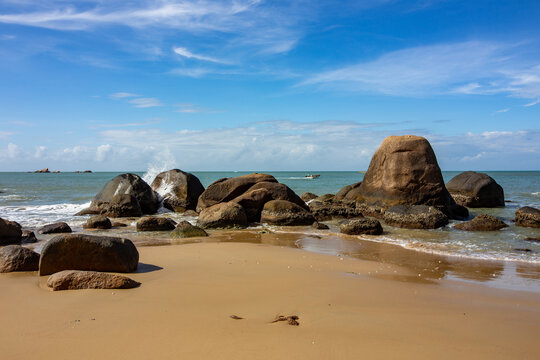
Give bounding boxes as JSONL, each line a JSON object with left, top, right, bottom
{"left": 312, "top": 221, "right": 329, "bottom": 230}
{"left": 21, "top": 230, "right": 37, "bottom": 243}
{"left": 47, "top": 270, "right": 140, "bottom": 291}
{"left": 340, "top": 218, "right": 383, "bottom": 235}
{"left": 309, "top": 200, "right": 363, "bottom": 221}
{"left": 515, "top": 207, "right": 540, "bottom": 228}
{"left": 196, "top": 173, "right": 277, "bottom": 211}
{"left": 260, "top": 200, "right": 315, "bottom": 226}
{"left": 183, "top": 210, "right": 199, "bottom": 217}
{"left": 383, "top": 205, "right": 449, "bottom": 229}
{"left": 197, "top": 202, "right": 248, "bottom": 229}
{"left": 446, "top": 171, "right": 505, "bottom": 207}
{"left": 150, "top": 169, "right": 205, "bottom": 212}
{"left": 34, "top": 168, "right": 50, "bottom": 173}
{"left": 454, "top": 214, "right": 508, "bottom": 231}
{"left": 335, "top": 182, "right": 362, "bottom": 201}
{"left": 315, "top": 194, "right": 335, "bottom": 202}
{"left": 38, "top": 222, "right": 72, "bottom": 234}
{"left": 84, "top": 216, "right": 112, "bottom": 229}
{"left": 524, "top": 237, "right": 540, "bottom": 243}
{"left": 0, "top": 217, "right": 22, "bottom": 245}
{"left": 0, "top": 245, "right": 40, "bottom": 273}
{"left": 99, "top": 194, "right": 143, "bottom": 218}
{"left": 301, "top": 192, "right": 318, "bottom": 202}
{"left": 136, "top": 217, "right": 176, "bottom": 231}
{"left": 170, "top": 221, "right": 208, "bottom": 238}
{"left": 39, "top": 234, "right": 139, "bottom": 276}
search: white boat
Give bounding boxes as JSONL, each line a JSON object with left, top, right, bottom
{"left": 305, "top": 174, "right": 320, "bottom": 179}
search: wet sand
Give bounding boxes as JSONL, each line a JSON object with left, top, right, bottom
{"left": 1, "top": 240, "right": 540, "bottom": 359}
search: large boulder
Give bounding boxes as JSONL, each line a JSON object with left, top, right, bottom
{"left": 0, "top": 245, "right": 40, "bottom": 273}
{"left": 515, "top": 207, "right": 540, "bottom": 228}
{"left": 340, "top": 219, "right": 383, "bottom": 235}
{"left": 39, "top": 234, "right": 139, "bottom": 276}
{"left": 151, "top": 169, "right": 205, "bottom": 212}
{"left": 170, "top": 221, "right": 208, "bottom": 238}
{"left": 196, "top": 173, "right": 277, "bottom": 211}
{"left": 232, "top": 182, "right": 308, "bottom": 222}
{"left": 38, "top": 222, "right": 72, "bottom": 234}
{"left": 136, "top": 217, "right": 176, "bottom": 232}
{"left": 47, "top": 270, "right": 140, "bottom": 291}
{"left": 335, "top": 182, "right": 362, "bottom": 201}
{"left": 260, "top": 200, "right": 315, "bottom": 226}
{"left": 197, "top": 202, "right": 248, "bottom": 229}
{"left": 383, "top": 205, "right": 449, "bottom": 229}
{"left": 446, "top": 171, "right": 505, "bottom": 207}
{"left": 78, "top": 173, "right": 159, "bottom": 216}
{"left": 354, "top": 135, "right": 461, "bottom": 218}
{"left": 84, "top": 216, "right": 112, "bottom": 229}
{"left": 454, "top": 214, "right": 508, "bottom": 231}
{"left": 99, "top": 194, "right": 143, "bottom": 218}
{"left": 0, "top": 218, "right": 22, "bottom": 245}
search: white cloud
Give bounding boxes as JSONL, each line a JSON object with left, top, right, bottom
{"left": 109, "top": 92, "right": 140, "bottom": 99}
{"left": 128, "top": 97, "right": 162, "bottom": 108}
{"left": 0, "top": 131, "right": 14, "bottom": 139}
{"left": 174, "top": 103, "right": 220, "bottom": 113}
{"left": 1, "top": 34, "right": 16, "bottom": 40}
{"left": 173, "top": 47, "right": 227, "bottom": 64}
{"left": 493, "top": 108, "right": 510, "bottom": 114}
{"left": 34, "top": 146, "right": 47, "bottom": 159}
{"left": 95, "top": 144, "right": 112, "bottom": 162}
{"left": 524, "top": 98, "right": 540, "bottom": 107}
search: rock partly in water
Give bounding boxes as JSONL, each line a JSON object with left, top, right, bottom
{"left": 335, "top": 182, "right": 362, "bottom": 201}
{"left": 301, "top": 192, "right": 318, "bottom": 202}
{"left": 383, "top": 205, "right": 449, "bottom": 229}
{"left": 355, "top": 135, "right": 462, "bottom": 218}
{"left": 47, "top": 270, "right": 140, "bottom": 291}
{"left": 340, "top": 218, "right": 383, "bottom": 235}
{"left": 151, "top": 169, "right": 205, "bottom": 212}
{"left": 524, "top": 237, "right": 540, "bottom": 243}
{"left": 39, "top": 234, "right": 139, "bottom": 276}
{"left": 197, "top": 202, "right": 248, "bottom": 229}
{"left": 34, "top": 168, "right": 50, "bottom": 173}
{"left": 136, "top": 217, "right": 176, "bottom": 232}
{"left": 260, "top": 200, "right": 315, "bottom": 226}
{"left": 309, "top": 200, "right": 363, "bottom": 221}
{"left": 38, "top": 222, "right": 72, "bottom": 234}
{"left": 312, "top": 221, "right": 329, "bottom": 230}
{"left": 197, "top": 173, "right": 277, "bottom": 212}
{"left": 0, "top": 245, "right": 40, "bottom": 273}
{"left": 170, "top": 221, "right": 208, "bottom": 238}
{"left": 454, "top": 214, "right": 508, "bottom": 231}
{"left": 98, "top": 194, "right": 143, "bottom": 218}
{"left": 0, "top": 217, "right": 22, "bottom": 245}
{"left": 77, "top": 173, "right": 159, "bottom": 216}
{"left": 84, "top": 216, "right": 112, "bottom": 229}
{"left": 515, "top": 207, "right": 540, "bottom": 228}
{"left": 21, "top": 230, "right": 37, "bottom": 243}
{"left": 446, "top": 171, "right": 505, "bottom": 208}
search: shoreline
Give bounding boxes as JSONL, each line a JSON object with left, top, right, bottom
{"left": 1, "top": 241, "right": 539, "bottom": 359}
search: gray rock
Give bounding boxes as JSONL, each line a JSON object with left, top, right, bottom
{"left": 384, "top": 205, "right": 449, "bottom": 229}
{"left": 340, "top": 218, "right": 383, "bottom": 235}
{"left": 0, "top": 245, "right": 40, "bottom": 273}
{"left": 47, "top": 270, "right": 140, "bottom": 291}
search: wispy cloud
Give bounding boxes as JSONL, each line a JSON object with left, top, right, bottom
{"left": 1, "top": 34, "right": 16, "bottom": 40}
{"left": 128, "top": 97, "right": 162, "bottom": 108}
{"left": 109, "top": 92, "right": 140, "bottom": 99}
{"left": 0, "top": 131, "right": 14, "bottom": 139}
{"left": 493, "top": 108, "right": 510, "bottom": 114}
{"left": 174, "top": 103, "right": 221, "bottom": 113}
{"left": 524, "top": 98, "right": 540, "bottom": 107}
{"left": 173, "top": 47, "right": 228, "bottom": 64}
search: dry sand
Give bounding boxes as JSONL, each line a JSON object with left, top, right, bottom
{"left": 1, "top": 241, "right": 539, "bottom": 360}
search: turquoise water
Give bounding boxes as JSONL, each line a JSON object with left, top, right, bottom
{"left": 1, "top": 170, "right": 540, "bottom": 263}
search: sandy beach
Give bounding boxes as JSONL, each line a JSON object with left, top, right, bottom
{"left": 1, "top": 240, "right": 539, "bottom": 360}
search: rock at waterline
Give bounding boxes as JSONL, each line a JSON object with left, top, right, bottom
{"left": 150, "top": 169, "right": 205, "bottom": 212}
{"left": 312, "top": 221, "right": 329, "bottom": 230}
{"left": 454, "top": 214, "right": 508, "bottom": 231}
{"left": 99, "top": 194, "right": 143, "bottom": 218}
{"left": 21, "top": 230, "right": 37, "bottom": 243}
{"left": 197, "top": 202, "right": 248, "bottom": 229}
{"left": 340, "top": 218, "right": 383, "bottom": 235}
{"left": 446, "top": 171, "right": 505, "bottom": 208}
{"left": 260, "top": 200, "right": 316, "bottom": 226}
{"left": 47, "top": 270, "right": 140, "bottom": 291}
{"left": 84, "top": 216, "right": 112, "bottom": 230}
{"left": 0, "top": 217, "right": 22, "bottom": 245}
{"left": 38, "top": 222, "right": 72, "bottom": 234}
{"left": 33, "top": 168, "right": 50, "bottom": 173}
{"left": 136, "top": 216, "right": 176, "bottom": 232}
{"left": 39, "top": 234, "right": 139, "bottom": 276}
{"left": 0, "top": 245, "right": 40, "bottom": 273}
{"left": 170, "top": 221, "right": 208, "bottom": 238}
{"left": 383, "top": 205, "right": 449, "bottom": 229}
{"left": 515, "top": 206, "right": 540, "bottom": 229}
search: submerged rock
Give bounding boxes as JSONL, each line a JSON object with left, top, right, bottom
{"left": 454, "top": 214, "right": 508, "bottom": 231}
{"left": 170, "top": 221, "right": 208, "bottom": 238}
{"left": 515, "top": 206, "right": 540, "bottom": 228}
{"left": 136, "top": 217, "right": 176, "bottom": 232}
{"left": 47, "top": 270, "right": 140, "bottom": 291}
{"left": 197, "top": 202, "right": 248, "bottom": 229}
{"left": 0, "top": 245, "right": 40, "bottom": 273}
{"left": 38, "top": 222, "right": 72, "bottom": 234}
{"left": 39, "top": 234, "right": 139, "bottom": 276}
{"left": 340, "top": 218, "right": 383, "bottom": 235}
{"left": 383, "top": 205, "right": 449, "bottom": 229}
{"left": 260, "top": 200, "right": 315, "bottom": 226}
{"left": 151, "top": 169, "right": 205, "bottom": 212}
{"left": 0, "top": 217, "right": 22, "bottom": 245}
{"left": 446, "top": 171, "right": 505, "bottom": 207}
{"left": 84, "top": 216, "right": 112, "bottom": 230}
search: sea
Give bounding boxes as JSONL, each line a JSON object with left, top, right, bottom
{"left": 1, "top": 170, "right": 540, "bottom": 269}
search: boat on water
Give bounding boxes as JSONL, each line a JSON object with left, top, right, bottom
{"left": 305, "top": 174, "right": 320, "bottom": 179}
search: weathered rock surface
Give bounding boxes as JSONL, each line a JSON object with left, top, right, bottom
{"left": 384, "top": 205, "right": 449, "bottom": 229}
{"left": 260, "top": 200, "right": 315, "bottom": 226}
{"left": 47, "top": 270, "right": 140, "bottom": 291}
{"left": 301, "top": 192, "right": 318, "bottom": 202}
{"left": 136, "top": 217, "right": 176, "bottom": 232}
{"left": 151, "top": 169, "right": 205, "bottom": 212}
{"left": 309, "top": 200, "right": 363, "bottom": 221}
{"left": 312, "top": 221, "right": 329, "bottom": 230}
{"left": 197, "top": 202, "right": 248, "bottom": 229}
{"left": 170, "top": 221, "right": 208, "bottom": 238}
{"left": 98, "top": 194, "right": 143, "bottom": 218}
{"left": 0, "top": 217, "right": 22, "bottom": 245}
{"left": 39, "top": 234, "right": 139, "bottom": 276}
{"left": 21, "top": 230, "right": 37, "bottom": 243}
{"left": 340, "top": 218, "right": 383, "bottom": 235}
{"left": 515, "top": 207, "right": 540, "bottom": 228}
{"left": 454, "top": 214, "right": 508, "bottom": 231}
{"left": 315, "top": 194, "right": 335, "bottom": 202}
{"left": 446, "top": 171, "right": 505, "bottom": 207}
{"left": 84, "top": 216, "right": 112, "bottom": 229}
{"left": 197, "top": 173, "right": 277, "bottom": 212}
{"left": 355, "top": 135, "right": 460, "bottom": 218}
{"left": 335, "top": 182, "right": 362, "bottom": 201}
{"left": 38, "top": 222, "right": 72, "bottom": 234}
{"left": 0, "top": 245, "right": 40, "bottom": 273}
{"left": 78, "top": 173, "right": 159, "bottom": 216}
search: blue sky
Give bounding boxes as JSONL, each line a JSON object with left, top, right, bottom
{"left": 0, "top": 0, "right": 539, "bottom": 171}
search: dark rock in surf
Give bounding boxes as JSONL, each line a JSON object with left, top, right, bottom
{"left": 150, "top": 169, "right": 205, "bottom": 212}
{"left": 38, "top": 222, "right": 72, "bottom": 234}
{"left": 170, "top": 221, "right": 208, "bottom": 238}
{"left": 84, "top": 216, "right": 112, "bottom": 230}
{"left": 0, "top": 217, "right": 22, "bottom": 245}
{"left": 0, "top": 245, "right": 40, "bottom": 273}
{"left": 383, "top": 205, "right": 449, "bottom": 229}
{"left": 454, "top": 214, "right": 508, "bottom": 231}
{"left": 136, "top": 217, "right": 176, "bottom": 232}
{"left": 340, "top": 218, "right": 383, "bottom": 235}
{"left": 446, "top": 171, "right": 505, "bottom": 207}
{"left": 515, "top": 206, "right": 540, "bottom": 229}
